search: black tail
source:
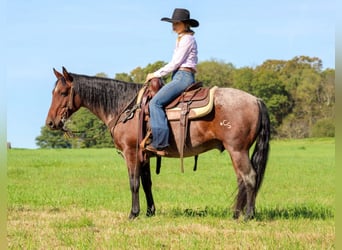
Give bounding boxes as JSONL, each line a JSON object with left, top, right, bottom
{"left": 251, "top": 99, "right": 270, "bottom": 194}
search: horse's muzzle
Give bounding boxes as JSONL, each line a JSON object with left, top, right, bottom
{"left": 46, "top": 118, "right": 64, "bottom": 130}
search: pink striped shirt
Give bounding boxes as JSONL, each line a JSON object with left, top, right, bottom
{"left": 154, "top": 33, "right": 198, "bottom": 77}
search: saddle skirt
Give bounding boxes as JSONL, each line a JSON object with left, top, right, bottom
{"left": 165, "top": 86, "right": 217, "bottom": 121}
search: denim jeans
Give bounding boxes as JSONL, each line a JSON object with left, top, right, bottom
{"left": 149, "top": 70, "right": 195, "bottom": 148}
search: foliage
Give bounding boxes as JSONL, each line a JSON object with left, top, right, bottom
{"left": 250, "top": 69, "right": 293, "bottom": 132}
{"left": 35, "top": 126, "right": 71, "bottom": 148}
{"left": 115, "top": 61, "right": 170, "bottom": 84}
{"left": 38, "top": 56, "right": 335, "bottom": 148}
{"left": 114, "top": 72, "right": 133, "bottom": 82}
{"left": 64, "top": 108, "right": 114, "bottom": 148}
{"left": 196, "top": 59, "right": 235, "bottom": 87}
{"left": 310, "top": 118, "right": 335, "bottom": 137}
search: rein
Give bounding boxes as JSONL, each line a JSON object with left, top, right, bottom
{"left": 61, "top": 84, "right": 75, "bottom": 136}
{"left": 108, "top": 84, "right": 147, "bottom": 133}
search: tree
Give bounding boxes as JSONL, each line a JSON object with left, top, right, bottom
{"left": 196, "top": 59, "right": 235, "bottom": 87}
{"left": 36, "top": 108, "right": 113, "bottom": 149}
{"left": 232, "top": 67, "right": 254, "bottom": 92}
{"left": 64, "top": 108, "right": 113, "bottom": 148}
{"left": 115, "top": 72, "right": 133, "bottom": 82}
{"left": 35, "top": 126, "right": 71, "bottom": 148}
{"left": 130, "top": 61, "right": 168, "bottom": 83}
{"left": 250, "top": 69, "right": 293, "bottom": 133}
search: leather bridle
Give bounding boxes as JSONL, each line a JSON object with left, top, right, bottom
{"left": 59, "top": 79, "right": 75, "bottom": 132}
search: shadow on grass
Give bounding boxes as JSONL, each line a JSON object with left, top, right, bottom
{"left": 168, "top": 205, "right": 334, "bottom": 220}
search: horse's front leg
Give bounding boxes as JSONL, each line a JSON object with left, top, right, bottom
{"left": 140, "top": 158, "right": 155, "bottom": 217}
{"left": 125, "top": 153, "right": 141, "bottom": 219}
{"left": 128, "top": 171, "right": 140, "bottom": 219}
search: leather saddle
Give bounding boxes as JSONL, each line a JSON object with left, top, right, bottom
{"left": 138, "top": 78, "right": 215, "bottom": 120}
{"left": 137, "top": 78, "right": 217, "bottom": 172}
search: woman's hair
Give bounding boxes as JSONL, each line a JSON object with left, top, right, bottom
{"left": 184, "top": 22, "right": 195, "bottom": 34}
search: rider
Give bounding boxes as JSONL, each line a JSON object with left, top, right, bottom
{"left": 145, "top": 8, "right": 199, "bottom": 156}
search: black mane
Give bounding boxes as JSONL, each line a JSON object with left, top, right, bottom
{"left": 71, "top": 73, "right": 142, "bottom": 116}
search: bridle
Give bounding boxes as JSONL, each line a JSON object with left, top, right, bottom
{"left": 58, "top": 78, "right": 75, "bottom": 134}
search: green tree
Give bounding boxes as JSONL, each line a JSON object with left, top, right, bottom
{"left": 310, "top": 118, "right": 335, "bottom": 137}
{"left": 96, "top": 72, "right": 109, "bottom": 78}
{"left": 196, "top": 59, "right": 235, "bottom": 87}
{"left": 36, "top": 109, "right": 113, "bottom": 149}
{"left": 65, "top": 108, "right": 113, "bottom": 148}
{"left": 35, "top": 126, "right": 71, "bottom": 148}
{"left": 232, "top": 67, "right": 254, "bottom": 92}
{"left": 251, "top": 69, "right": 293, "bottom": 133}
{"left": 130, "top": 61, "right": 167, "bottom": 83}
{"left": 114, "top": 73, "right": 133, "bottom": 82}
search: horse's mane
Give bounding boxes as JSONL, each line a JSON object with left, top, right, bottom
{"left": 71, "top": 73, "right": 142, "bottom": 115}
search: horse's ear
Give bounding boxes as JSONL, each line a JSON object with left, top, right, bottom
{"left": 53, "top": 68, "right": 63, "bottom": 79}
{"left": 62, "top": 66, "right": 73, "bottom": 82}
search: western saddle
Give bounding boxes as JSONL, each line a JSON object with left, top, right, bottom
{"left": 136, "top": 77, "right": 217, "bottom": 173}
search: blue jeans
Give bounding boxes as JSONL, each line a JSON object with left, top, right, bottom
{"left": 149, "top": 70, "right": 195, "bottom": 148}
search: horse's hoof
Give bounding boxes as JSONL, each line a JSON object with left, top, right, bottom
{"left": 244, "top": 207, "right": 255, "bottom": 221}
{"left": 233, "top": 210, "right": 240, "bottom": 220}
{"left": 146, "top": 207, "right": 156, "bottom": 217}
{"left": 244, "top": 213, "right": 255, "bottom": 221}
{"left": 129, "top": 212, "right": 139, "bottom": 220}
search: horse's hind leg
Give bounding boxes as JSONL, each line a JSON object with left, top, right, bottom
{"left": 140, "top": 159, "right": 156, "bottom": 217}
{"left": 233, "top": 177, "right": 247, "bottom": 219}
{"left": 228, "top": 150, "right": 256, "bottom": 220}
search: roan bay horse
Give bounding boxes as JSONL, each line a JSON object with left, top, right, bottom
{"left": 46, "top": 67, "right": 270, "bottom": 220}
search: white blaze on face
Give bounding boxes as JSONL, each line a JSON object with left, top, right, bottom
{"left": 53, "top": 83, "right": 60, "bottom": 94}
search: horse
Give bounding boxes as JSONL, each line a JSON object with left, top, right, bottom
{"left": 46, "top": 67, "right": 270, "bottom": 220}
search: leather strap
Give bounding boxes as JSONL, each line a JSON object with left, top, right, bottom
{"left": 179, "top": 67, "right": 196, "bottom": 73}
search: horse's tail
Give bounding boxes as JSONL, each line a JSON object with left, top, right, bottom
{"left": 251, "top": 99, "right": 270, "bottom": 194}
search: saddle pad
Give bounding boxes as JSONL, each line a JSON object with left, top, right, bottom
{"left": 166, "top": 86, "right": 218, "bottom": 121}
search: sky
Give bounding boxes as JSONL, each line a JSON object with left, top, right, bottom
{"left": 4, "top": 0, "right": 335, "bottom": 149}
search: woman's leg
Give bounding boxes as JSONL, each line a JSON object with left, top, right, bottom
{"left": 149, "top": 71, "right": 194, "bottom": 148}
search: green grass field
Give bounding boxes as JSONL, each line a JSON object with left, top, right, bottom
{"left": 7, "top": 138, "right": 335, "bottom": 249}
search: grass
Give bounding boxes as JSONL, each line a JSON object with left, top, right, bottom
{"left": 7, "top": 138, "right": 335, "bottom": 249}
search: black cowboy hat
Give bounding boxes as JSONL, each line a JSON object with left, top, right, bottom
{"left": 161, "top": 8, "right": 199, "bottom": 27}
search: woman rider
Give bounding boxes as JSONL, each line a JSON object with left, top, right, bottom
{"left": 145, "top": 8, "right": 199, "bottom": 156}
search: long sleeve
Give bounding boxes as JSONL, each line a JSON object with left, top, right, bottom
{"left": 154, "top": 34, "right": 197, "bottom": 78}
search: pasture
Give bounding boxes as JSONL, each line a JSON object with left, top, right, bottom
{"left": 7, "top": 138, "right": 335, "bottom": 249}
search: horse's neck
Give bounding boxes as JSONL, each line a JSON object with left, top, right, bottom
{"left": 82, "top": 103, "right": 115, "bottom": 127}
{"left": 72, "top": 74, "right": 140, "bottom": 128}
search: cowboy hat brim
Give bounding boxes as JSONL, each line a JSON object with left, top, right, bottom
{"left": 161, "top": 17, "right": 199, "bottom": 27}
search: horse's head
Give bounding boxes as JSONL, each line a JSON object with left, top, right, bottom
{"left": 45, "top": 67, "right": 80, "bottom": 130}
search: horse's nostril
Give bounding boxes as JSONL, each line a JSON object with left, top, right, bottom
{"left": 47, "top": 120, "right": 54, "bottom": 128}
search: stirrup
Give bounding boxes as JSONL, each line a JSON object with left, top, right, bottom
{"left": 140, "top": 129, "right": 152, "bottom": 149}
{"left": 145, "top": 145, "right": 167, "bottom": 156}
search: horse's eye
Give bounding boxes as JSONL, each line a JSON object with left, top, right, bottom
{"left": 60, "top": 92, "right": 68, "bottom": 97}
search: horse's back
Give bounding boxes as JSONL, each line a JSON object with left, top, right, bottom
{"left": 214, "top": 88, "right": 259, "bottom": 122}
{"left": 214, "top": 87, "right": 259, "bottom": 112}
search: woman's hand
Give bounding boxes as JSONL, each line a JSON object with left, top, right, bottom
{"left": 145, "top": 73, "right": 155, "bottom": 83}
